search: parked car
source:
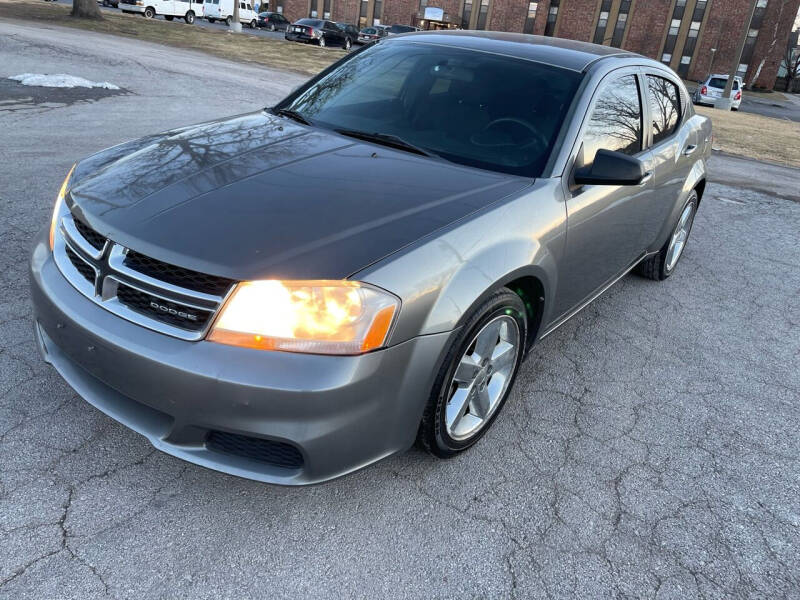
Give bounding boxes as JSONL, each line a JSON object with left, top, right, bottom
{"left": 32, "top": 32, "right": 711, "bottom": 485}
{"left": 693, "top": 74, "right": 743, "bottom": 110}
{"left": 256, "top": 10, "right": 289, "bottom": 30}
{"left": 120, "top": 0, "right": 203, "bottom": 22}
{"left": 357, "top": 26, "right": 388, "bottom": 44}
{"left": 386, "top": 24, "right": 419, "bottom": 35}
{"left": 335, "top": 22, "right": 359, "bottom": 49}
{"left": 99, "top": 0, "right": 120, "bottom": 8}
{"left": 204, "top": 0, "right": 256, "bottom": 27}
{"left": 285, "top": 18, "right": 348, "bottom": 47}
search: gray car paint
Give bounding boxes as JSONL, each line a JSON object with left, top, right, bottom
{"left": 30, "top": 33, "right": 711, "bottom": 484}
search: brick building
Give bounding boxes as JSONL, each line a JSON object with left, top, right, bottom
{"left": 268, "top": 0, "right": 800, "bottom": 90}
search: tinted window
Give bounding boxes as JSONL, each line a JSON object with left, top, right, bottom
{"left": 647, "top": 75, "right": 680, "bottom": 144}
{"left": 582, "top": 74, "right": 642, "bottom": 165}
{"left": 297, "top": 18, "right": 323, "bottom": 26}
{"left": 389, "top": 25, "right": 416, "bottom": 33}
{"left": 708, "top": 77, "right": 727, "bottom": 88}
{"left": 280, "top": 43, "right": 582, "bottom": 177}
{"left": 362, "top": 27, "right": 377, "bottom": 33}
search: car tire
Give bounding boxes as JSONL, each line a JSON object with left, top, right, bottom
{"left": 636, "top": 190, "right": 698, "bottom": 281}
{"left": 144, "top": 6, "right": 154, "bottom": 17}
{"left": 164, "top": 14, "right": 173, "bottom": 20}
{"left": 183, "top": 11, "right": 194, "bottom": 23}
{"left": 207, "top": 17, "right": 215, "bottom": 22}
{"left": 224, "top": 15, "right": 232, "bottom": 25}
{"left": 269, "top": 23, "right": 276, "bottom": 31}
{"left": 344, "top": 37, "right": 352, "bottom": 50}
{"left": 318, "top": 35, "right": 326, "bottom": 47}
{"left": 417, "top": 288, "right": 527, "bottom": 458}
{"left": 249, "top": 19, "right": 256, "bottom": 28}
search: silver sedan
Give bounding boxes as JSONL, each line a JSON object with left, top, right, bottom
{"left": 30, "top": 32, "right": 711, "bottom": 484}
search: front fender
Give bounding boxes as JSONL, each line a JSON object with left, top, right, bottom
{"left": 356, "top": 179, "right": 567, "bottom": 347}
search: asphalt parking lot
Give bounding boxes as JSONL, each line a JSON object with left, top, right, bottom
{"left": 1, "top": 20, "right": 799, "bottom": 599}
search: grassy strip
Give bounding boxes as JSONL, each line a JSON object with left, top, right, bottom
{"left": 0, "top": 0, "right": 342, "bottom": 76}
{"left": 695, "top": 106, "right": 800, "bottom": 169}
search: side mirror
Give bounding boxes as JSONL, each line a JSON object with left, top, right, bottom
{"left": 573, "top": 149, "right": 648, "bottom": 186}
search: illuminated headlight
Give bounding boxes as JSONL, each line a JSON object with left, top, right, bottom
{"left": 208, "top": 280, "right": 399, "bottom": 355}
{"left": 49, "top": 165, "right": 75, "bottom": 251}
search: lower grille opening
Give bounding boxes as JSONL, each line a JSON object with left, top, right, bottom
{"left": 65, "top": 246, "right": 96, "bottom": 284}
{"left": 206, "top": 431, "right": 304, "bottom": 470}
{"left": 115, "top": 284, "right": 213, "bottom": 331}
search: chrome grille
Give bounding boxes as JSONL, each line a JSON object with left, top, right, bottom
{"left": 52, "top": 211, "right": 235, "bottom": 341}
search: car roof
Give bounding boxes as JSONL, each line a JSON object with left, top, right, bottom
{"left": 387, "top": 31, "right": 636, "bottom": 72}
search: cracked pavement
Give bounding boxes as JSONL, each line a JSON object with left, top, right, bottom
{"left": 2, "top": 20, "right": 799, "bottom": 600}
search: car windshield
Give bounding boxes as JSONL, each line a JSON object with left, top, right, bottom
{"left": 389, "top": 25, "right": 415, "bottom": 33}
{"left": 708, "top": 77, "right": 727, "bottom": 89}
{"left": 279, "top": 42, "right": 582, "bottom": 177}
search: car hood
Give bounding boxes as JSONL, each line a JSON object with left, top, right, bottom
{"left": 68, "top": 111, "right": 531, "bottom": 280}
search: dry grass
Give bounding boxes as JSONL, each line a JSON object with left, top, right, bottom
{"left": 0, "top": 0, "right": 342, "bottom": 76}
{"left": 695, "top": 106, "right": 800, "bottom": 168}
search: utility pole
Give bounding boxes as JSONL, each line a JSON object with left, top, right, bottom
{"left": 231, "top": 0, "right": 242, "bottom": 32}
{"left": 717, "top": 0, "right": 758, "bottom": 110}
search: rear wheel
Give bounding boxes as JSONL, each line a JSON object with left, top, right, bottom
{"left": 207, "top": 17, "right": 215, "bottom": 22}
{"left": 344, "top": 37, "right": 352, "bottom": 50}
{"left": 143, "top": 6, "right": 155, "bottom": 17}
{"left": 318, "top": 35, "right": 326, "bottom": 47}
{"left": 224, "top": 15, "right": 232, "bottom": 25}
{"left": 164, "top": 14, "right": 173, "bottom": 20}
{"left": 417, "top": 288, "right": 527, "bottom": 458}
{"left": 637, "top": 191, "right": 698, "bottom": 281}
{"left": 269, "top": 22, "right": 276, "bottom": 31}
{"left": 185, "top": 10, "right": 194, "bottom": 23}
{"left": 249, "top": 19, "right": 256, "bottom": 28}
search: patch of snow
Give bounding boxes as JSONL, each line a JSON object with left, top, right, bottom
{"left": 9, "top": 73, "right": 120, "bottom": 90}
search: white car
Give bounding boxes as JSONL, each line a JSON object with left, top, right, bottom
{"left": 204, "top": 0, "right": 257, "bottom": 27}
{"left": 119, "top": 0, "right": 204, "bottom": 23}
{"left": 693, "top": 74, "right": 743, "bottom": 110}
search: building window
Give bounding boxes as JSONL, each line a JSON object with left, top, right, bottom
{"left": 461, "top": 0, "right": 472, "bottom": 28}
{"left": 359, "top": 0, "right": 367, "bottom": 27}
{"left": 523, "top": 1, "right": 537, "bottom": 34}
{"left": 475, "top": 0, "right": 489, "bottom": 29}
{"left": 737, "top": 63, "right": 748, "bottom": 77}
{"left": 592, "top": 0, "right": 612, "bottom": 45}
{"left": 373, "top": 0, "right": 382, "bottom": 23}
{"left": 661, "top": 53, "right": 671, "bottom": 64}
{"left": 544, "top": 0, "right": 559, "bottom": 36}
{"left": 610, "top": 0, "right": 631, "bottom": 48}
{"left": 322, "top": 0, "right": 330, "bottom": 19}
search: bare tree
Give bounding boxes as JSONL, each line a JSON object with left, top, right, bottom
{"left": 782, "top": 37, "right": 800, "bottom": 90}
{"left": 71, "top": 0, "right": 103, "bottom": 19}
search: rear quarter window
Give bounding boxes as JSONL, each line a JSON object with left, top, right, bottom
{"left": 647, "top": 75, "right": 681, "bottom": 145}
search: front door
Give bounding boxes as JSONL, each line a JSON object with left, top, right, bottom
{"left": 554, "top": 70, "right": 655, "bottom": 319}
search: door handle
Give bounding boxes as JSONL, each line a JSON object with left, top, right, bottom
{"left": 682, "top": 144, "right": 697, "bottom": 157}
{"left": 639, "top": 171, "right": 653, "bottom": 185}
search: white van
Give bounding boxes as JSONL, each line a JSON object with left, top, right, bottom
{"left": 120, "top": 0, "right": 205, "bottom": 23}
{"left": 204, "top": 0, "right": 257, "bottom": 27}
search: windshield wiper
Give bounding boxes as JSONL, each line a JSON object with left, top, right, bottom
{"left": 273, "top": 108, "right": 312, "bottom": 126}
{"left": 333, "top": 128, "right": 440, "bottom": 159}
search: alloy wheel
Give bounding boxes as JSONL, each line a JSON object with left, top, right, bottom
{"left": 445, "top": 315, "right": 520, "bottom": 441}
{"left": 665, "top": 202, "right": 695, "bottom": 272}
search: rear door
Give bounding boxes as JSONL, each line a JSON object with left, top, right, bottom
{"left": 554, "top": 69, "right": 656, "bottom": 318}
{"left": 641, "top": 72, "right": 695, "bottom": 249}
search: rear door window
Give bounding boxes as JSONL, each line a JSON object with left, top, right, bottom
{"left": 581, "top": 74, "right": 642, "bottom": 165}
{"left": 646, "top": 75, "right": 681, "bottom": 145}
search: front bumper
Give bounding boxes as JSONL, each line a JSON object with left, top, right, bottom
{"left": 30, "top": 232, "right": 450, "bottom": 485}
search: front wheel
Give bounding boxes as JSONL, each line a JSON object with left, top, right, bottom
{"left": 249, "top": 19, "right": 256, "bottom": 28}
{"left": 637, "top": 191, "right": 698, "bottom": 281}
{"left": 417, "top": 288, "right": 527, "bottom": 458}
{"left": 318, "top": 35, "right": 326, "bottom": 47}
{"left": 224, "top": 15, "right": 232, "bottom": 25}
{"left": 207, "top": 17, "right": 215, "bottom": 22}
{"left": 185, "top": 10, "right": 194, "bottom": 23}
{"left": 344, "top": 37, "right": 352, "bottom": 50}
{"left": 269, "top": 22, "right": 275, "bottom": 31}
{"left": 143, "top": 6, "right": 154, "bottom": 17}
